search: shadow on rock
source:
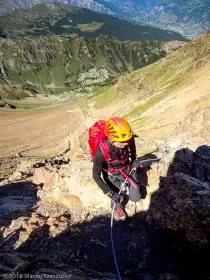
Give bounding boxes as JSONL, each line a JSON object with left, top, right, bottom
{"left": 167, "top": 145, "right": 210, "bottom": 180}
{"left": 0, "top": 181, "right": 39, "bottom": 250}
{"left": 1, "top": 147, "right": 210, "bottom": 280}
{"left": 14, "top": 212, "right": 210, "bottom": 280}
{"left": 143, "top": 145, "right": 210, "bottom": 280}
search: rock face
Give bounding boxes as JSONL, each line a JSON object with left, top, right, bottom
{"left": 162, "top": 40, "right": 187, "bottom": 54}
{"left": 1, "top": 140, "right": 210, "bottom": 279}
{"left": 0, "top": 27, "right": 8, "bottom": 38}
{"left": 147, "top": 145, "right": 210, "bottom": 246}
{"left": 0, "top": 36, "right": 167, "bottom": 98}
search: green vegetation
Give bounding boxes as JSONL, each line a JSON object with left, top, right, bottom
{"left": 0, "top": 3, "right": 187, "bottom": 42}
{"left": 88, "top": 85, "right": 114, "bottom": 108}
{"left": 87, "top": 32, "right": 210, "bottom": 125}
{"left": 0, "top": 36, "right": 168, "bottom": 101}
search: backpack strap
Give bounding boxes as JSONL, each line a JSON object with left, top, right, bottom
{"left": 99, "top": 141, "right": 110, "bottom": 162}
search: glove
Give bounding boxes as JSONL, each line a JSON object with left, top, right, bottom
{"left": 106, "top": 191, "right": 124, "bottom": 205}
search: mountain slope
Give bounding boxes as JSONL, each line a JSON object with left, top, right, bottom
{"left": 0, "top": 36, "right": 171, "bottom": 100}
{"left": 87, "top": 31, "right": 210, "bottom": 142}
{"left": 0, "top": 3, "right": 187, "bottom": 42}
{"left": 0, "top": 0, "right": 113, "bottom": 16}
{"left": 0, "top": 0, "right": 209, "bottom": 39}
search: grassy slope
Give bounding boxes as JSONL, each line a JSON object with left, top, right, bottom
{"left": 88, "top": 31, "right": 210, "bottom": 135}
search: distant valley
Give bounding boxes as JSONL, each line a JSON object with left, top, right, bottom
{"left": 0, "top": 0, "right": 209, "bottom": 39}
{"left": 0, "top": 3, "right": 187, "bottom": 42}
{"left": 0, "top": 35, "right": 177, "bottom": 102}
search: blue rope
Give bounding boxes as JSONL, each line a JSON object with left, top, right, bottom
{"left": 111, "top": 202, "right": 122, "bottom": 280}
{"left": 110, "top": 156, "right": 165, "bottom": 280}
{"left": 110, "top": 168, "right": 134, "bottom": 280}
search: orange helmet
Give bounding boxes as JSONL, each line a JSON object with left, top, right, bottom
{"left": 105, "top": 117, "right": 133, "bottom": 142}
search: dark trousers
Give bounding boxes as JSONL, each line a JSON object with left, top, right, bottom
{"left": 103, "top": 162, "right": 148, "bottom": 208}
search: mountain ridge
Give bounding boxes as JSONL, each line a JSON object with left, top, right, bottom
{"left": 0, "top": 0, "right": 209, "bottom": 39}
{"left": 0, "top": 3, "right": 187, "bottom": 42}
{"left": 0, "top": 35, "right": 175, "bottom": 101}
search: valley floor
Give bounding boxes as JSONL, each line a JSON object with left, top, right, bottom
{"left": 0, "top": 103, "right": 82, "bottom": 158}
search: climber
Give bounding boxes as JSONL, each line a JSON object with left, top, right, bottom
{"left": 91, "top": 117, "right": 142, "bottom": 222}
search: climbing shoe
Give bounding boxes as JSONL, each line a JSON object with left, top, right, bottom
{"left": 113, "top": 207, "right": 127, "bottom": 222}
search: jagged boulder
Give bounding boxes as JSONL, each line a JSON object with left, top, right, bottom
{"left": 0, "top": 28, "right": 8, "bottom": 38}
{"left": 147, "top": 146, "right": 210, "bottom": 245}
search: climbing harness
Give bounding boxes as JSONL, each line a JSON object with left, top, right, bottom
{"left": 111, "top": 166, "right": 135, "bottom": 280}
{"left": 110, "top": 155, "right": 167, "bottom": 280}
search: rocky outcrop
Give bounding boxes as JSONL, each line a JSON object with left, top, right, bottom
{"left": 0, "top": 102, "right": 16, "bottom": 109}
{"left": 162, "top": 40, "right": 187, "bottom": 54}
{"left": 2, "top": 137, "right": 210, "bottom": 243}
{"left": 1, "top": 138, "right": 210, "bottom": 279}
{"left": 147, "top": 145, "right": 210, "bottom": 246}
{"left": 0, "top": 84, "right": 37, "bottom": 100}
{"left": 0, "top": 28, "right": 8, "bottom": 38}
